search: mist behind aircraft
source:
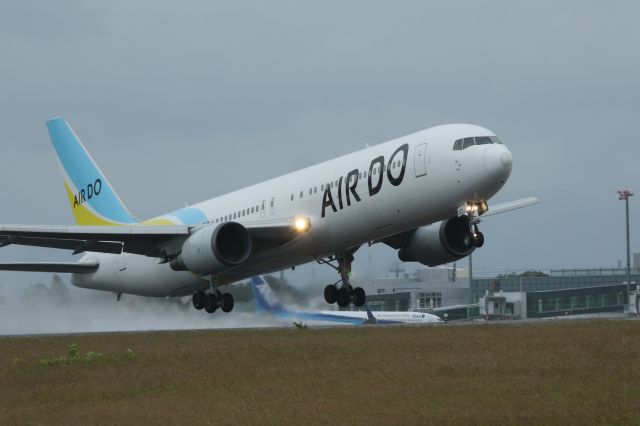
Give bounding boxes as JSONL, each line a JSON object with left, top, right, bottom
{"left": 0, "top": 274, "right": 286, "bottom": 335}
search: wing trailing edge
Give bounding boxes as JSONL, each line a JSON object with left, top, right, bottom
{"left": 0, "top": 262, "right": 99, "bottom": 273}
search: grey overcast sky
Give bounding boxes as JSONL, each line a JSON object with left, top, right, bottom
{"left": 0, "top": 1, "right": 639, "bottom": 280}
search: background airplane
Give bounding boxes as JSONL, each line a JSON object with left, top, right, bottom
{"left": 251, "top": 276, "right": 443, "bottom": 325}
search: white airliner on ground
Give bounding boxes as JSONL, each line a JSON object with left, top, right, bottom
{"left": 0, "top": 117, "right": 538, "bottom": 314}
{"left": 251, "top": 276, "right": 442, "bottom": 325}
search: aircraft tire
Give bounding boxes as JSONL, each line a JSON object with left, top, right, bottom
{"left": 192, "top": 291, "right": 206, "bottom": 310}
{"left": 473, "top": 232, "right": 485, "bottom": 248}
{"left": 221, "top": 293, "right": 234, "bottom": 313}
{"left": 204, "top": 293, "right": 218, "bottom": 313}
{"left": 336, "top": 288, "right": 350, "bottom": 308}
{"left": 324, "top": 285, "right": 338, "bottom": 304}
{"left": 353, "top": 287, "right": 366, "bottom": 307}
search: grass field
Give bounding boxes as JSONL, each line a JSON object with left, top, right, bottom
{"left": 1, "top": 320, "right": 639, "bottom": 425}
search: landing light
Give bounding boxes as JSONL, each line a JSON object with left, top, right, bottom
{"left": 294, "top": 216, "right": 311, "bottom": 232}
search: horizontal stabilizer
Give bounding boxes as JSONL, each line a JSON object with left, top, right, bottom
{"left": 483, "top": 197, "right": 541, "bottom": 217}
{"left": 0, "top": 262, "right": 99, "bottom": 273}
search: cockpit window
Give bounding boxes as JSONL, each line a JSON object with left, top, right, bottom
{"left": 462, "top": 137, "right": 474, "bottom": 149}
{"left": 453, "top": 135, "right": 504, "bottom": 150}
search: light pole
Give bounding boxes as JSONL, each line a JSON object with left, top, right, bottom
{"left": 618, "top": 189, "right": 634, "bottom": 307}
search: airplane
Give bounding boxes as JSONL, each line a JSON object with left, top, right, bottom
{"left": 0, "top": 117, "right": 538, "bottom": 314}
{"left": 250, "top": 275, "right": 443, "bottom": 325}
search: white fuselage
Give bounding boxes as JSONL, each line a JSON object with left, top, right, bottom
{"left": 73, "top": 124, "right": 512, "bottom": 296}
{"left": 317, "top": 310, "right": 443, "bottom": 324}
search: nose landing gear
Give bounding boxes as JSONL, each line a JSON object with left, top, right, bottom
{"left": 472, "top": 223, "right": 484, "bottom": 248}
{"left": 319, "top": 249, "right": 366, "bottom": 308}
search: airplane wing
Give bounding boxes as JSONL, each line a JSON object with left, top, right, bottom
{"left": 0, "top": 219, "right": 307, "bottom": 258}
{"left": 482, "top": 196, "right": 540, "bottom": 217}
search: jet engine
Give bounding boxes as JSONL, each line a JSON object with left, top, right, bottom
{"left": 397, "top": 216, "right": 475, "bottom": 267}
{"left": 170, "top": 222, "right": 252, "bottom": 275}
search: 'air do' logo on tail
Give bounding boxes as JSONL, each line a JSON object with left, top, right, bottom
{"left": 72, "top": 179, "right": 102, "bottom": 208}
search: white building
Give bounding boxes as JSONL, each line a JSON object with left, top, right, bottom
{"left": 362, "top": 266, "right": 471, "bottom": 310}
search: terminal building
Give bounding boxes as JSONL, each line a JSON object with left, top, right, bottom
{"left": 474, "top": 268, "right": 638, "bottom": 319}
{"left": 362, "top": 254, "right": 640, "bottom": 321}
{"left": 362, "top": 266, "right": 470, "bottom": 312}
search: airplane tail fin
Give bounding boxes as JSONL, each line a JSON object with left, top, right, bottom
{"left": 364, "top": 304, "right": 378, "bottom": 324}
{"left": 46, "top": 117, "right": 138, "bottom": 226}
{"left": 250, "top": 276, "right": 286, "bottom": 314}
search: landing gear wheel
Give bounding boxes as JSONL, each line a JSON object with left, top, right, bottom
{"left": 220, "top": 293, "right": 234, "bottom": 313}
{"left": 336, "top": 287, "right": 351, "bottom": 308}
{"left": 473, "top": 231, "right": 485, "bottom": 248}
{"left": 324, "top": 285, "right": 338, "bottom": 304}
{"left": 204, "top": 293, "right": 218, "bottom": 313}
{"left": 353, "top": 287, "right": 366, "bottom": 307}
{"left": 192, "top": 291, "right": 205, "bottom": 310}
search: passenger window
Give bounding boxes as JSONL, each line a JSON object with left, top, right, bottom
{"left": 364, "top": 171, "right": 367, "bottom": 178}
{"left": 299, "top": 191, "right": 303, "bottom": 198}
{"left": 314, "top": 187, "right": 317, "bottom": 194}
{"left": 291, "top": 194, "right": 294, "bottom": 201}
{"left": 453, "top": 139, "right": 463, "bottom": 150}
{"left": 475, "top": 136, "right": 492, "bottom": 145}
{"left": 321, "top": 184, "right": 324, "bottom": 191}
{"left": 462, "top": 137, "right": 475, "bottom": 149}
{"left": 309, "top": 188, "right": 312, "bottom": 195}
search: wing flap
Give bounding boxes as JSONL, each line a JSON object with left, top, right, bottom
{"left": 0, "top": 262, "right": 99, "bottom": 273}
{"left": 0, "top": 224, "right": 191, "bottom": 256}
{"left": 1, "top": 236, "right": 123, "bottom": 254}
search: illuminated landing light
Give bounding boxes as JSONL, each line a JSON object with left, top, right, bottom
{"left": 294, "top": 216, "right": 312, "bottom": 232}
{"left": 465, "top": 201, "right": 489, "bottom": 216}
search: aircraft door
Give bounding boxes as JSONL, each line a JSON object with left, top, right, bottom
{"left": 414, "top": 143, "right": 428, "bottom": 177}
{"left": 269, "top": 197, "right": 276, "bottom": 215}
{"left": 260, "top": 200, "right": 266, "bottom": 217}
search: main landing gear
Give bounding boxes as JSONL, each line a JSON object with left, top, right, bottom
{"left": 192, "top": 277, "right": 234, "bottom": 314}
{"left": 319, "top": 250, "right": 366, "bottom": 308}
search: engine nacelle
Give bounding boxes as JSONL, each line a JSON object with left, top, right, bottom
{"left": 170, "top": 222, "right": 252, "bottom": 275}
{"left": 398, "top": 216, "right": 475, "bottom": 267}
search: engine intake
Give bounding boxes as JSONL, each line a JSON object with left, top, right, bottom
{"left": 398, "top": 216, "right": 475, "bottom": 267}
{"left": 170, "top": 222, "right": 252, "bottom": 275}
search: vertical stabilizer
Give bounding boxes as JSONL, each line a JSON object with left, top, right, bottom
{"left": 46, "top": 117, "right": 138, "bottom": 226}
{"left": 250, "top": 276, "right": 286, "bottom": 314}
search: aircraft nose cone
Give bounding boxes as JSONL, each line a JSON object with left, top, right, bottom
{"left": 484, "top": 146, "right": 512, "bottom": 181}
